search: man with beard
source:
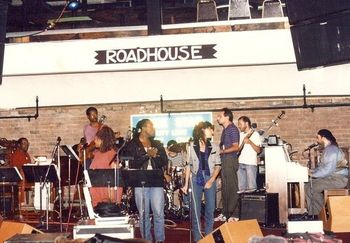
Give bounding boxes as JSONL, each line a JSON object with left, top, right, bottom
{"left": 305, "top": 129, "right": 348, "bottom": 217}
{"left": 121, "top": 119, "right": 168, "bottom": 243}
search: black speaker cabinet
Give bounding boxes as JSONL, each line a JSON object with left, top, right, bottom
{"left": 285, "top": 0, "right": 350, "bottom": 25}
{"left": 239, "top": 192, "right": 279, "bottom": 226}
{"left": 290, "top": 12, "right": 350, "bottom": 70}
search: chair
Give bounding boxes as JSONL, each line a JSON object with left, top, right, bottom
{"left": 197, "top": 0, "right": 219, "bottom": 22}
{"left": 262, "top": 0, "right": 283, "bottom": 18}
{"left": 216, "top": 0, "right": 251, "bottom": 20}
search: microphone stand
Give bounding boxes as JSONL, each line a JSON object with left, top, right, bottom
{"left": 306, "top": 148, "right": 314, "bottom": 219}
{"left": 41, "top": 137, "right": 60, "bottom": 231}
{"left": 57, "top": 146, "right": 63, "bottom": 232}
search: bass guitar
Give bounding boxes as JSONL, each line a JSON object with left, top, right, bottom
{"left": 79, "top": 115, "right": 107, "bottom": 162}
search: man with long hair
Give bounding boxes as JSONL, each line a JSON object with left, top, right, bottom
{"left": 305, "top": 129, "right": 348, "bottom": 216}
{"left": 121, "top": 119, "right": 167, "bottom": 243}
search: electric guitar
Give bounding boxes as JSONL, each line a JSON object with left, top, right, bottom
{"left": 237, "top": 129, "right": 255, "bottom": 157}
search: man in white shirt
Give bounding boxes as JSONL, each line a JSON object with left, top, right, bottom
{"left": 237, "top": 116, "right": 262, "bottom": 193}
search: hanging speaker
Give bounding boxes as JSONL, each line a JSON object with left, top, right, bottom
{"left": 285, "top": 0, "right": 350, "bottom": 25}
{"left": 290, "top": 12, "right": 350, "bottom": 70}
{"left": 0, "top": 0, "right": 8, "bottom": 85}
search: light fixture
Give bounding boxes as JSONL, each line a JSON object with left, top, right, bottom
{"left": 67, "top": 0, "right": 81, "bottom": 11}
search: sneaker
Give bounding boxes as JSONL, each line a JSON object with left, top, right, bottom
{"left": 228, "top": 216, "right": 239, "bottom": 222}
{"left": 237, "top": 190, "right": 245, "bottom": 194}
{"left": 214, "top": 213, "right": 227, "bottom": 222}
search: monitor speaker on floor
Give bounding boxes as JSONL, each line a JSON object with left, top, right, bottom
{"left": 240, "top": 192, "right": 279, "bottom": 226}
{"left": 198, "top": 219, "right": 263, "bottom": 243}
{"left": 0, "top": 221, "right": 42, "bottom": 242}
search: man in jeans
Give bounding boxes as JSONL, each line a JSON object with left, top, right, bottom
{"left": 237, "top": 116, "right": 262, "bottom": 193}
{"left": 216, "top": 108, "right": 240, "bottom": 222}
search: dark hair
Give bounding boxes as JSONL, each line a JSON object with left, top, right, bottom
{"left": 86, "top": 107, "right": 98, "bottom": 116}
{"left": 318, "top": 129, "right": 338, "bottom": 146}
{"left": 238, "top": 116, "right": 251, "bottom": 127}
{"left": 133, "top": 119, "right": 151, "bottom": 138}
{"left": 95, "top": 126, "right": 116, "bottom": 153}
{"left": 192, "top": 121, "right": 213, "bottom": 142}
{"left": 167, "top": 140, "right": 182, "bottom": 153}
{"left": 17, "top": 137, "right": 28, "bottom": 144}
{"left": 222, "top": 108, "right": 233, "bottom": 122}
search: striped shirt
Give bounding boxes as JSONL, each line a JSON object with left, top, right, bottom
{"left": 220, "top": 123, "right": 240, "bottom": 156}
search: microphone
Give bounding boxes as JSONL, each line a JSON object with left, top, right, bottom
{"left": 304, "top": 143, "right": 318, "bottom": 151}
{"left": 56, "top": 136, "right": 61, "bottom": 144}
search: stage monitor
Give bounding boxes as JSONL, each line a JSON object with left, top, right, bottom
{"left": 290, "top": 12, "right": 350, "bottom": 70}
{"left": 285, "top": 0, "right": 350, "bottom": 25}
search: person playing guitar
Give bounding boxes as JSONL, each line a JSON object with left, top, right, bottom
{"left": 237, "top": 116, "right": 262, "bottom": 193}
{"left": 79, "top": 107, "right": 106, "bottom": 169}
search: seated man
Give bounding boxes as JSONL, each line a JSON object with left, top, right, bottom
{"left": 305, "top": 129, "right": 348, "bottom": 216}
{"left": 9, "top": 137, "right": 32, "bottom": 206}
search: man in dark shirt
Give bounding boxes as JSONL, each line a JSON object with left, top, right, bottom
{"left": 121, "top": 119, "right": 167, "bottom": 243}
{"left": 215, "top": 108, "right": 240, "bottom": 222}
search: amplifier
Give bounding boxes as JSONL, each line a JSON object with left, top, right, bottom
{"left": 239, "top": 192, "right": 279, "bottom": 226}
{"left": 73, "top": 219, "right": 134, "bottom": 239}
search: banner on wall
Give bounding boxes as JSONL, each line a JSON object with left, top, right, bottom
{"left": 3, "top": 30, "right": 295, "bottom": 76}
{"left": 131, "top": 112, "right": 212, "bottom": 145}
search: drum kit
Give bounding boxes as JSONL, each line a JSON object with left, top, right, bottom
{"left": 164, "top": 166, "right": 189, "bottom": 219}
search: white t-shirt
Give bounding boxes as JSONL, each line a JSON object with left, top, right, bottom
{"left": 238, "top": 130, "right": 261, "bottom": 165}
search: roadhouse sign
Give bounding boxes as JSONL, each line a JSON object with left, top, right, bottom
{"left": 95, "top": 44, "right": 217, "bottom": 64}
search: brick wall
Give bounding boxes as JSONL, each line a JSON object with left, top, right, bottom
{"left": 0, "top": 96, "right": 349, "bottom": 165}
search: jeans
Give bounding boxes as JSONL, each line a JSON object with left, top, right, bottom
{"left": 135, "top": 187, "right": 165, "bottom": 241}
{"left": 237, "top": 163, "right": 257, "bottom": 191}
{"left": 191, "top": 172, "right": 216, "bottom": 242}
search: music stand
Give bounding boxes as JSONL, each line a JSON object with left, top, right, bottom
{"left": 60, "top": 145, "right": 79, "bottom": 161}
{"left": 60, "top": 145, "right": 81, "bottom": 225}
{"left": 84, "top": 169, "right": 124, "bottom": 219}
{"left": 121, "top": 169, "right": 164, "bottom": 239}
{"left": 22, "top": 164, "right": 59, "bottom": 230}
{"left": 0, "top": 167, "right": 22, "bottom": 218}
{"left": 87, "top": 169, "right": 124, "bottom": 188}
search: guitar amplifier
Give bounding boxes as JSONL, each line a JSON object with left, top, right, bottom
{"left": 239, "top": 192, "right": 279, "bottom": 226}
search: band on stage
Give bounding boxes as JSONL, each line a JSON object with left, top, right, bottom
{"left": 0, "top": 106, "right": 348, "bottom": 242}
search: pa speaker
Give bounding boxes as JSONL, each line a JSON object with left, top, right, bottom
{"left": 240, "top": 192, "right": 279, "bottom": 226}
{"left": 146, "top": 0, "right": 162, "bottom": 35}
{"left": 0, "top": 0, "right": 8, "bottom": 85}
{"left": 321, "top": 196, "right": 350, "bottom": 233}
{"left": 0, "top": 221, "right": 42, "bottom": 242}
{"left": 198, "top": 220, "right": 263, "bottom": 243}
{"left": 285, "top": 0, "right": 350, "bottom": 25}
{"left": 290, "top": 12, "right": 350, "bottom": 70}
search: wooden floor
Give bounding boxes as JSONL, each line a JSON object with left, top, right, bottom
{"left": 3, "top": 209, "right": 350, "bottom": 242}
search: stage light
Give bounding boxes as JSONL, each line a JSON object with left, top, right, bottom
{"left": 67, "top": 0, "right": 80, "bottom": 11}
